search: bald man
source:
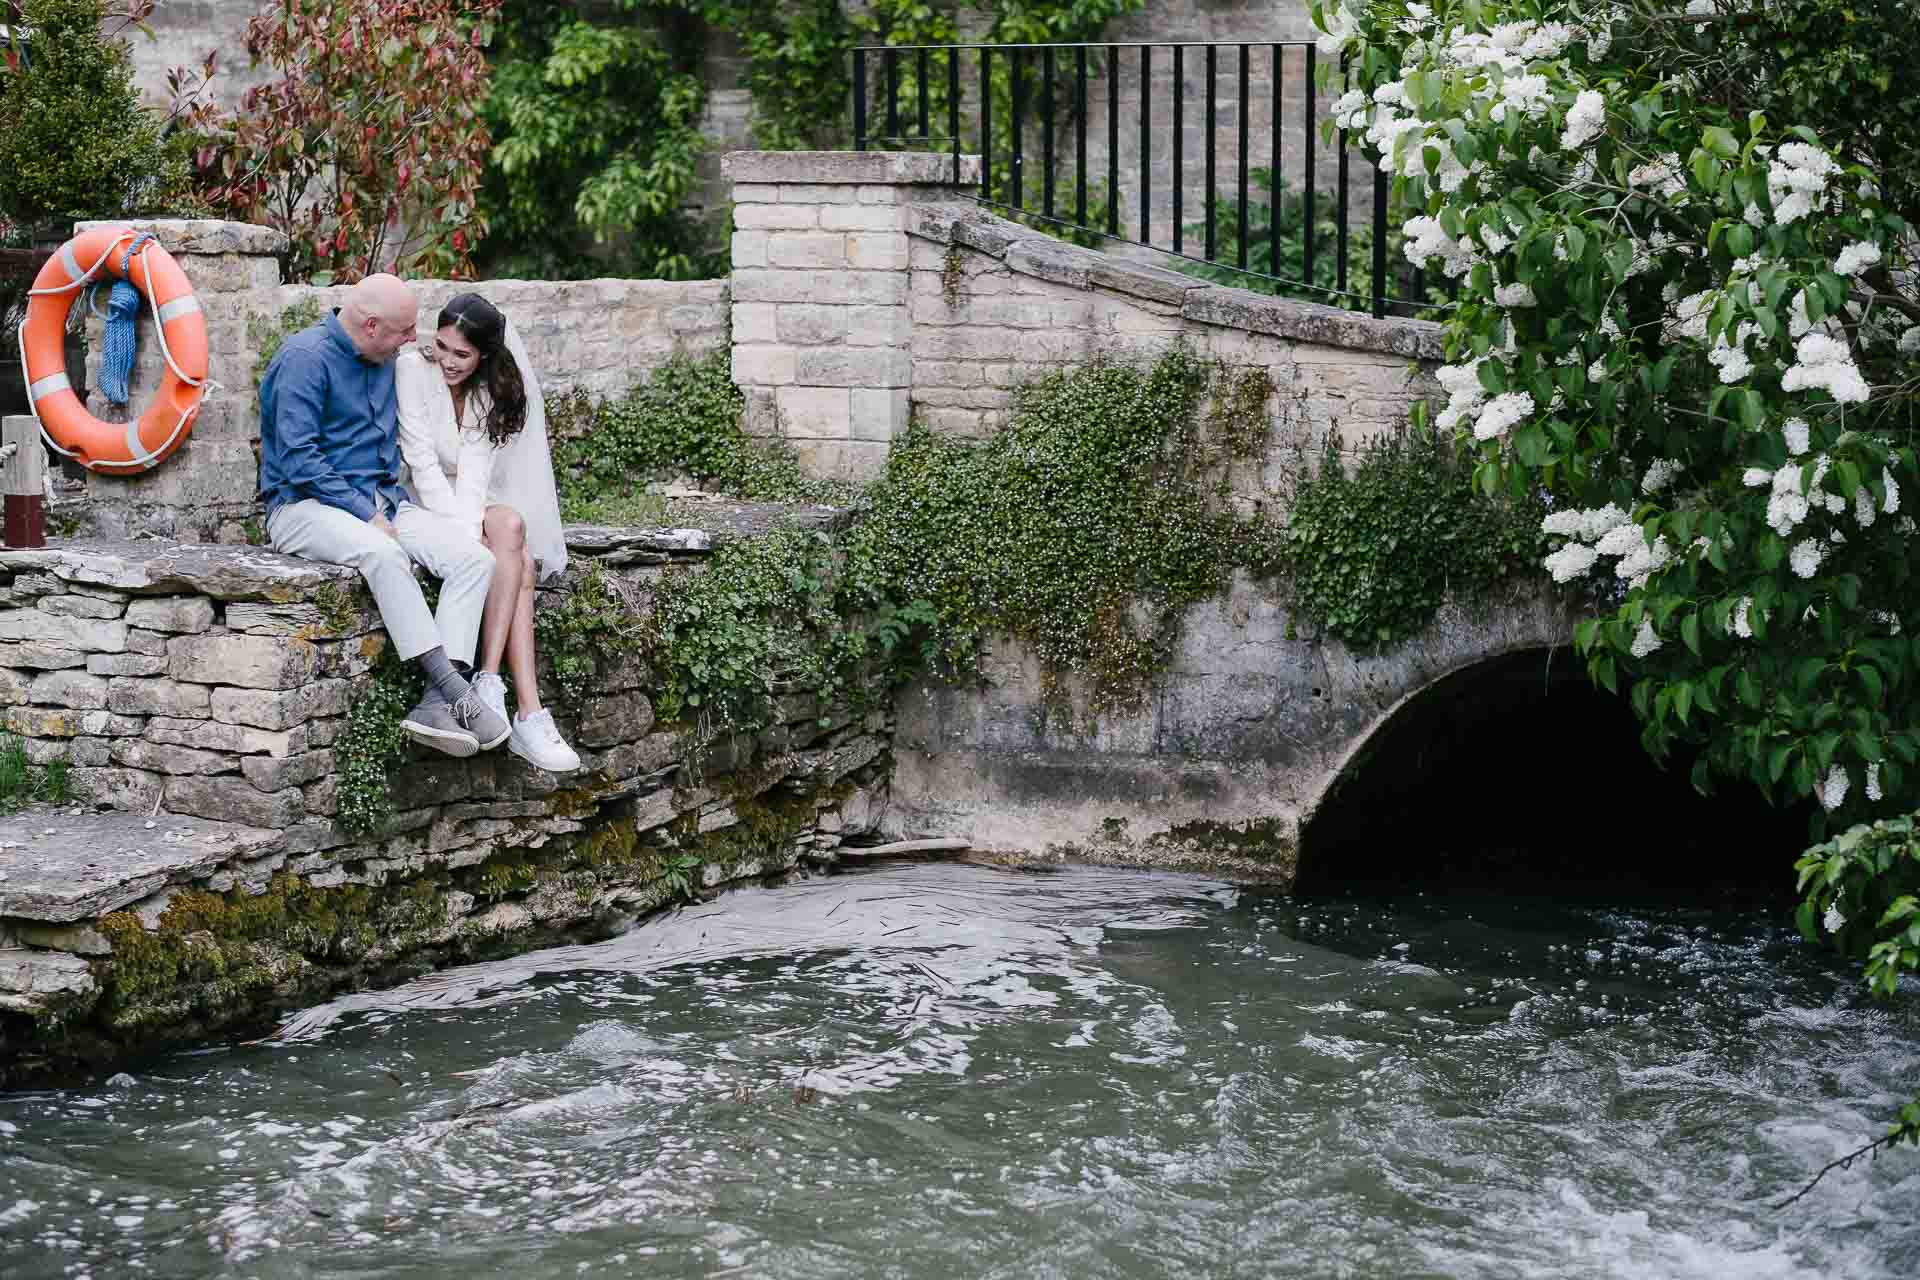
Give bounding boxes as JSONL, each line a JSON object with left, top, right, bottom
{"left": 259, "top": 274, "right": 510, "bottom": 757}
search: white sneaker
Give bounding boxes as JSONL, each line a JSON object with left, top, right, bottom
{"left": 509, "top": 708, "right": 581, "bottom": 773}
{"left": 471, "top": 671, "right": 508, "bottom": 727}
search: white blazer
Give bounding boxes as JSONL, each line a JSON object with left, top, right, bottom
{"left": 394, "top": 347, "right": 497, "bottom": 540}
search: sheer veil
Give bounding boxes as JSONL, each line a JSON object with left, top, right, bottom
{"left": 493, "top": 318, "right": 568, "bottom": 580}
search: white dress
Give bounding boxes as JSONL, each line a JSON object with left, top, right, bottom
{"left": 393, "top": 344, "right": 568, "bottom": 580}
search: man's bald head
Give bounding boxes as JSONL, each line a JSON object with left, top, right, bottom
{"left": 340, "top": 273, "right": 418, "bottom": 363}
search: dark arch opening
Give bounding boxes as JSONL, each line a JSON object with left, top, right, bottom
{"left": 1294, "top": 648, "right": 1813, "bottom": 906}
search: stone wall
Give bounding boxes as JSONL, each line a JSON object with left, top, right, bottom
{"left": 286, "top": 277, "right": 731, "bottom": 405}
{"left": 0, "top": 514, "right": 893, "bottom": 1082}
{"left": 56, "top": 219, "right": 729, "bottom": 543}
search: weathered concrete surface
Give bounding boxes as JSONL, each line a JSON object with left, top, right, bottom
{"left": 886, "top": 575, "right": 1576, "bottom": 884}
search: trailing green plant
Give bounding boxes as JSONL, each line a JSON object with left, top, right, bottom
{"left": 549, "top": 352, "right": 849, "bottom": 512}
{"left": 532, "top": 561, "right": 645, "bottom": 711}
{"left": 0, "top": 732, "right": 68, "bottom": 814}
{"left": 0, "top": 0, "right": 197, "bottom": 226}
{"left": 1280, "top": 432, "right": 1545, "bottom": 651}
{"left": 682, "top": 0, "right": 857, "bottom": 152}
{"left": 333, "top": 655, "right": 425, "bottom": 838}
{"left": 837, "top": 346, "right": 1266, "bottom": 712}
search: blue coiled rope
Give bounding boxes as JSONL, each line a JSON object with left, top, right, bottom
{"left": 89, "top": 232, "right": 158, "bottom": 409}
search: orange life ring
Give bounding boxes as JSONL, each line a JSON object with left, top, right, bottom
{"left": 16, "top": 226, "right": 209, "bottom": 475}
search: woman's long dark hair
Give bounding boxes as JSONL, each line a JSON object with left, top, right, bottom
{"left": 437, "top": 292, "right": 528, "bottom": 446}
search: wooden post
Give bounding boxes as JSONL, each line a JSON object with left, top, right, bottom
{"left": 1, "top": 415, "right": 47, "bottom": 547}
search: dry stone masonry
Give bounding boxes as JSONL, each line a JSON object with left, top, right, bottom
{"left": 0, "top": 511, "right": 893, "bottom": 1083}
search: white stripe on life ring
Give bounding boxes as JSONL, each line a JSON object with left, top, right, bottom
{"left": 156, "top": 295, "right": 202, "bottom": 323}
{"left": 29, "top": 371, "right": 71, "bottom": 401}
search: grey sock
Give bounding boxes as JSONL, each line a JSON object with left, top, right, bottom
{"left": 416, "top": 646, "right": 469, "bottom": 705}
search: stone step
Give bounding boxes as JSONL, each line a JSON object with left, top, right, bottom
{"left": 0, "top": 808, "right": 282, "bottom": 924}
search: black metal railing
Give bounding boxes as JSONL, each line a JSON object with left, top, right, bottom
{"left": 851, "top": 41, "right": 1417, "bottom": 320}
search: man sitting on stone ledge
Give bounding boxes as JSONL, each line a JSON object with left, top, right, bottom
{"left": 258, "top": 273, "right": 511, "bottom": 758}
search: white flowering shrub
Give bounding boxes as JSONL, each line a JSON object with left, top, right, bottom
{"left": 1316, "top": 0, "right": 1920, "bottom": 1148}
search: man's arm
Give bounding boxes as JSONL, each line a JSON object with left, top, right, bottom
{"left": 267, "top": 347, "right": 378, "bottom": 522}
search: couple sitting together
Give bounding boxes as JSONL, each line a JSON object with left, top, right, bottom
{"left": 258, "top": 273, "right": 581, "bottom": 773}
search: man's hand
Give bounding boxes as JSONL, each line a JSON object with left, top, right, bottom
{"left": 369, "top": 511, "right": 398, "bottom": 540}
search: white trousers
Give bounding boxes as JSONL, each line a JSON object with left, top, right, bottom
{"left": 268, "top": 499, "right": 494, "bottom": 665}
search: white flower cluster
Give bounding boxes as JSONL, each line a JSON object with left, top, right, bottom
{"left": 1732, "top": 596, "right": 1754, "bottom": 638}
{"left": 1403, "top": 215, "right": 1482, "bottom": 278}
{"left": 1867, "top": 761, "right": 1883, "bottom": 803}
{"left": 1833, "top": 241, "right": 1882, "bottom": 277}
{"left": 1538, "top": 502, "right": 1629, "bottom": 583}
{"left": 1819, "top": 763, "right": 1850, "bottom": 811}
{"left": 1561, "top": 89, "right": 1606, "bottom": 150}
{"left": 1781, "top": 333, "right": 1871, "bottom": 404}
{"left": 1494, "top": 281, "right": 1538, "bottom": 308}
{"left": 1640, "top": 457, "right": 1681, "bottom": 493}
{"left": 1823, "top": 901, "right": 1846, "bottom": 933}
{"left": 1766, "top": 141, "right": 1839, "bottom": 226}
{"left": 1628, "top": 153, "right": 1685, "bottom": 198}
{"left": 1474, "top": 391, "right": 1535, "bottom": 441}
{"left": 1791, "top": 537, "right": 1826, "bottom": 578}
{"left": 1630, "top": 618, "right": 1662, "bottom": 657}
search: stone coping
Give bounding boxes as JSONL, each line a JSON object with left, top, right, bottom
{"left": 905, "top": 201, "right": 1446, "bottom": 361}
{"left": 73, "top": 218, "right": 290, "bottom": 258}
{"left": 1, "top": 502, "right": 853, "bottom": 601}
{"left": 723, "top": 150, "right": 984, "bottom": 186}
{"left": 0, "top": 809, "right": 282, "bottom": 923}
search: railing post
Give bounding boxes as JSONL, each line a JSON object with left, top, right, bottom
{"left": 853, "top": 47, "right": 868, "bottom": 151}
{"left": 949, "top": 47, "right": 961, "bottom": 184}
{"left": 1372, "top": 167, "right": 1390, "bottom": 319}
{"left": 1173, "top": 45, "right": 1184, "bottom": 255}
{"left": 1237, "top": 44, "right": 1249, "bottom": 272}
{"left": 1303, "top": 45, "right": 1317, "bottom": 290}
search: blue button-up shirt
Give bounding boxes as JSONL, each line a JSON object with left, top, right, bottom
{"left": 259, "top": 310, "right": 411, "bottom": 522}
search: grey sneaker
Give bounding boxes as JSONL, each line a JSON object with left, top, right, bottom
{"left": 400, "top": 696, "right": 480, "bottom": 758}
{"left": 450, "top": 687, "right": 512, "bottom": 751}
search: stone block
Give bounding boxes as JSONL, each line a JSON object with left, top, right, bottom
{"left": 731, "top": 344, "right": 797, "bottom": 386}
{"left": 28, "top": 670, "right": 108, "bottom": 709}
{"left": 2, "top": 707, "right": 142, "bottom": 738}
{"left": 773, "top": 387, "right": 852, "bottom": 439}
{"left": 731, "top": 268, "right": 908, "bottom": 307}
{"left": 39, "top": 595, "right": 124, "bottom": 620}
{"left": 851, "top": 388, "right": 911, "bottom": 442}
{"left": 66, "top": 766, "right": 163, "bottom": 812}
{"left": 163, "top": 776, "right": 306, "bottom": 828}
{"left": 820, "top": 204, "right": 906, "bottom": 232}
{"left": 126, "top": 630, "right": 168, "bottom": 656}
{"left": 768, "top": 232, "right": 849, "bottom": 269}
{"left": 730, "top": 230, "right": 769, "bottom": 268}
{"left": 0, "top": 668, "right": 29, "bottom": 707}
{"left": 388, "top": 757, "right": 476, "bottom": 810}
{"left": 87, "top": 653, "right": 169, "bottom": 677}
{"left": 733, "top": 203, "right": 817, "bottom": 230}
{"left": 788, "top": 440, "right": 891, "bottom": 484}
{"left": 0, "top": 610, "right": 127, "bottom": 653}
{"left": 241, "top": 750, "right": 334, "bottom": 792}
{"left": 845, "top": 233, "right": 910, "bottom": 271}
{"left": 794, "top": 347, "right": 912, "bottom": 389}
{"left": 109, "top": 738, "right": 233, "bottom": 776}
{"left": 0, "top": 643, "right": 87, "bottom": 670}
{"left": 210, "top": 680, "right": 348, "bottom": 731}
{"left": 226, "top": 601, "right": 376, "bottom": 638}
{"left": 577, "top": 691, "right": 655, "bottom": 749}
{"left": 775, "top": 304, "right": 847, "bottom": 345}
{"left": 732, "top": 302, "right": 777, "bottom": 344}
{"left": 302, "top": 775, "right": 337, "bottom": 817}
{"left": 0, "top": 948, "right": 96, "bottom": 1000}
{"left": 844, "top": 305, "right": 913, "bottom": 347}
{"left": 169, "top": 633, "right": 319, "bottom": 690}
{"left": 108, "top": 677, "right": 212, "bottom": 719}
{"left": 145, "top": 716, "right": 305, "bottom": 758}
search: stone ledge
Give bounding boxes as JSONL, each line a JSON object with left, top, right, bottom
{"left": 723, "top": 150, "right": 983, "bottom": 187}
{"left": 0, "top": 543, "right": 355, "bottom": 601}
{"left": 905, "top": 202, "right": 1446, "bottom": 360}
{"left": 73, "top": 218, "right": 289, "bottom": 258}
{"left": 0, "top": 810, "right": 284, "bottom": 923}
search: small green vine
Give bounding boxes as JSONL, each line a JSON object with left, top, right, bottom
{"left": 1280, "top": 432, "right": 1546, "bottom": 651}
{"left": 941, "top": 243, "right": 965, "bottom": 308}
{"left": 333, "top": 655, "right": 424, "bottom": 838}
{"left": 0, "top": 732, "right": 69, "bottom": 814}
{"left": 549, "top": 352, "right": 848, "bottom": 517}
{"left": 532, "top": 562, "right": 645, "bottom": 712}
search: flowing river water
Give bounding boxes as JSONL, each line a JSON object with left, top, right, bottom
{"left": 2, "top": 861, "right": 1917, "bottom": 1278}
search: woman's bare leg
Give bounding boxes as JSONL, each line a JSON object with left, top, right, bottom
{"left": 506, "top": 548, "right": 544, "bottom": 718}
{"left": 477, "top": 505, "right": 526, "bottom": 674}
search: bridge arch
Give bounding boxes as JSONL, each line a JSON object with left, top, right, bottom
{"left": 1294, "top": 645, "right": 1807, "bottom": 899}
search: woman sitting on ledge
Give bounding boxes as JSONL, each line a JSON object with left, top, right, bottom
{"left": 395, "top": 293, "right": 581, "bottom": 774}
